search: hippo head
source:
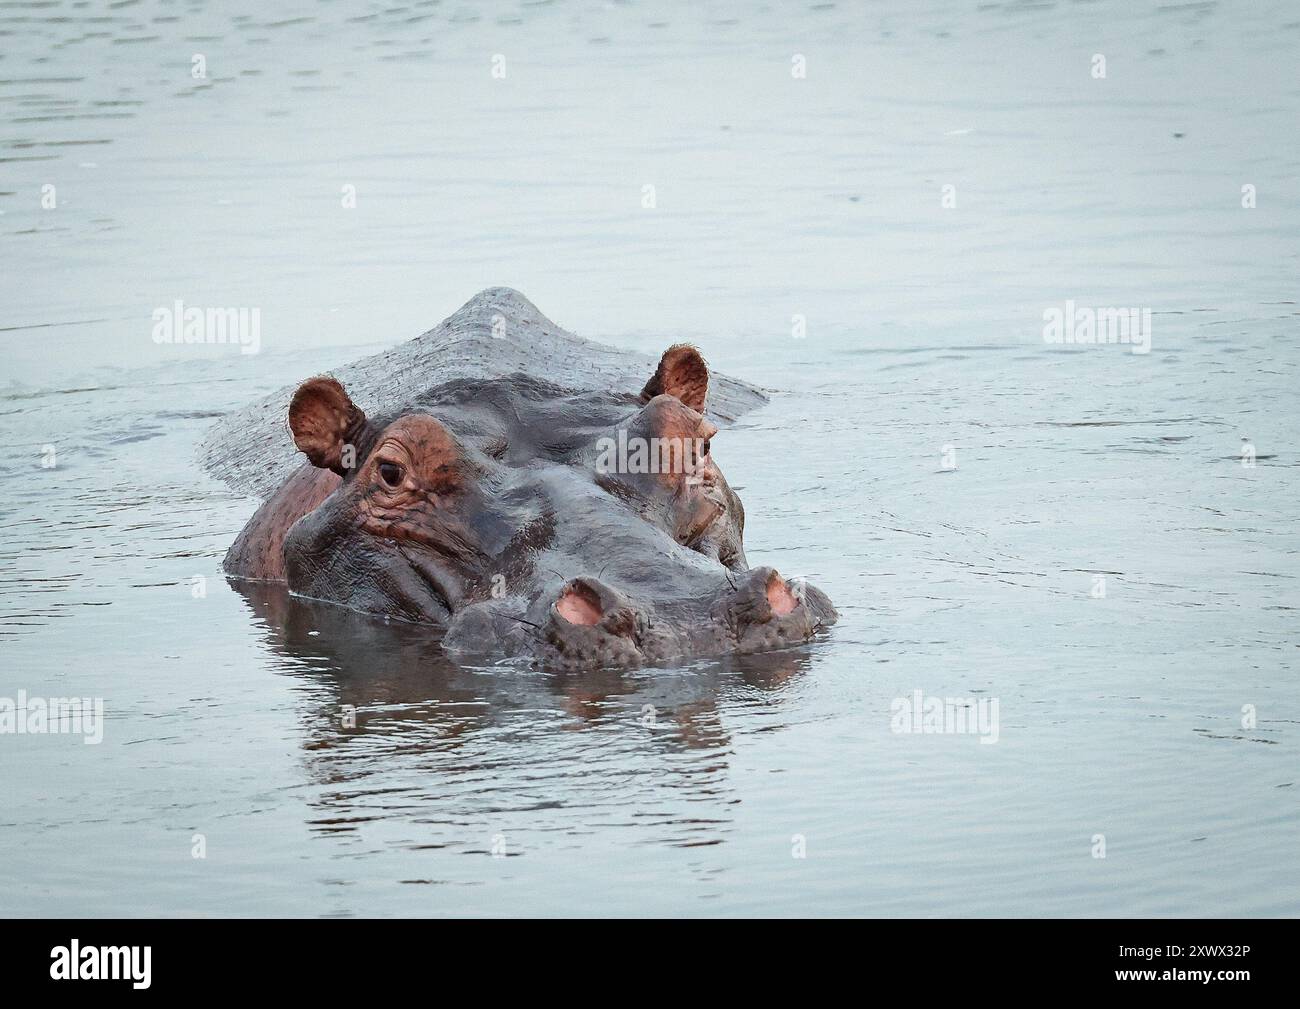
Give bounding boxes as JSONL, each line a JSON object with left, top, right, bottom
{"left": 228, "top": 345, "right": 835, "bottom": 667}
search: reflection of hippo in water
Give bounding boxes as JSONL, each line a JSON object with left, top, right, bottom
{"left": 209, "top": 289, "right": 835, "bottom": 667}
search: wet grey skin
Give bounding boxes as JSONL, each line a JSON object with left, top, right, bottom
{"left": 218, "top": 290, "right": 836, "bottom": 668}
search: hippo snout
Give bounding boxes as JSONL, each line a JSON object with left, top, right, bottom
{"left": 442, "top": 566, "right": 836, "bottom": 669}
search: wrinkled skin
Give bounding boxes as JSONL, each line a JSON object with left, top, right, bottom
{"left": 224, "top": 344, "right": 836, "bottom": 668}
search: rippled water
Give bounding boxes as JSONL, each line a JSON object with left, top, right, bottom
{"left": 2, "top": 1, "right": 1298, "bottom": 916}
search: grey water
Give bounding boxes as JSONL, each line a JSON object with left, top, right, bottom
{"left": 2, "top": 0, "right": 1298, "bottom": 917}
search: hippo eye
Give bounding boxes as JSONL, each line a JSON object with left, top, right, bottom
{"left": 378, "top": 461, "right": 405, "bottom": 487}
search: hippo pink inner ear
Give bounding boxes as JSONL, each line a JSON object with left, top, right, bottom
{"left": 641, "top": 344, "right": 709, "bottom": 413}
{"left": 288, "top": 376, "right": 362, "bottom": 474}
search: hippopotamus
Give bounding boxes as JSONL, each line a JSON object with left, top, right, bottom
{"left": 209, "top": 289, "right": 835, "bottom": 667}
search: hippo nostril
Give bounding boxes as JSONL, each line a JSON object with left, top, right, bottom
{"left": 715, "top": 566, "right": 807, "bottom": 631}
{"left": 555, "top": 580, "right": 603, "bottom": 625}
{"left": 543, "top": 578, "right": 647, "bottom": 666}
{"left": 766, "top": 572, "right": 800, "bottom": 616}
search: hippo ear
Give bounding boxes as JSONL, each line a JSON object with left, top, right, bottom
{"left": 641, "top": 344, "right": 709, "bottom": 413}
{"left": 288, "top": 376, "right": 364, "bottom": 474}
